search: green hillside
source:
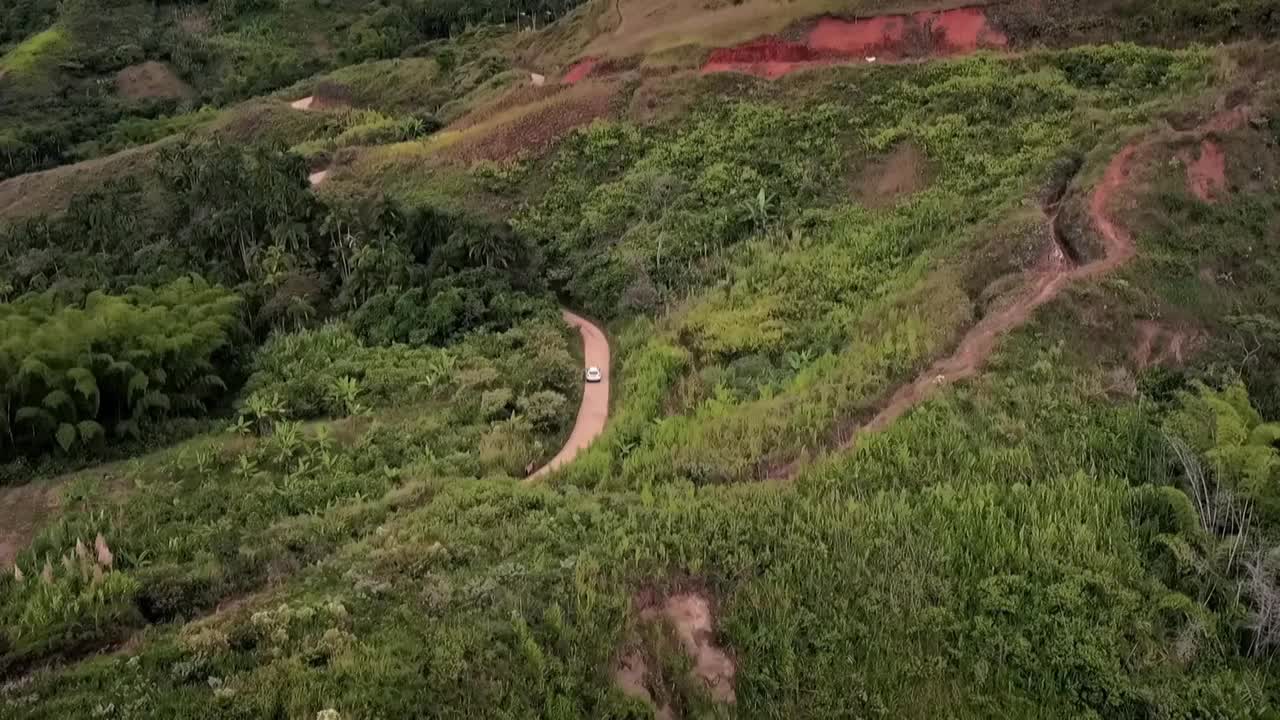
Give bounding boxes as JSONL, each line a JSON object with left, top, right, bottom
{"left": 2, "top": 0, "right": 1280, "bottom": 717}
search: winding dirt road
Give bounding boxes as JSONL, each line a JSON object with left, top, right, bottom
{"left": 528, "top": 309, "right": 610, "bottom": 480}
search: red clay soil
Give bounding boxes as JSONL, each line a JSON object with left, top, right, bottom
{"left": 563, "top": 57, "right": 601, "bottom": 84}
{"left": 702, "top": 6, "right": 1008, "bottom": 78}
{"left": 769, "top": 106, "right": 1251, "bottom": 479}
{"left": 1184, "top": 139, "right": 1228, "bottom": 202}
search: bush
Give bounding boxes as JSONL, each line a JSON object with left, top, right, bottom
{"left": 243, "top": 323, "right": 452, "bottom": 418}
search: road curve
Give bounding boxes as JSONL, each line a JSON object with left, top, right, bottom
{"left": 527, "top": 309, "right": 610, "bottom": 480}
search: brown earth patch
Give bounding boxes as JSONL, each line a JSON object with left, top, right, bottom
{"left": 854, "top": 142, "right": 931, "bottom": 207}
{"left": 563, "top": 56, "right": 601, "bottom": 84}
{"left": 0, "top": 482, "right": 60, "bottom": 569}
{"left": 442, "top": 81, "right": 620, "bottom": 164}
{"left": 611, "top": 587, "right": 736, "bottom": 717}
{"left": 1132, "top": 320, "right": 1203, "bottom": 371}
{"left": 0, "top": 461, "right": 135, "bottom": 569}
{"left": 1182, "top": 139, "right": 1228, "bottom": 202}
{"left": 175, "top": 6, "right": 211, "bottom": 34}
{"left": 450, "top": 83, "right": 565, "bottom": 131}
{"left": 115, "top": 61, "right": 193, "bottom": 101}
{"left": 291, "top": 82, "right": 353, "bottom": 112}
{"left": 0, "top": 142, "right": 161, "bottom": 223}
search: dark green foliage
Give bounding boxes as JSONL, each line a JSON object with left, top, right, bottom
{"left": 332, "top": 200, "right": 552, "bottom": 346}
{"left": 0, "top": 139, "right": 320, "bottom": 298}
{"left": 0, "top": 0, "right": 588, "bottom": 178}
{"left": 0, "top": 277, "right": 244, "bottom": 463}
{"left": 0, "top": 0, "right": 57, "bottom": 46}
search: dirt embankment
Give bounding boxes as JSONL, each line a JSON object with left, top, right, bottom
{"left": 702, "top": 7, "right": 1008, "bottom": 79}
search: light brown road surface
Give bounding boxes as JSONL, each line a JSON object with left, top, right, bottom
{"left": 528, "top": 310, "right": 610, "bottom": 480}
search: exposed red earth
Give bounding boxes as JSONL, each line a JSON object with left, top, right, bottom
{"left": 702, "top": 7, "right": 1008, "bottom": 78}
{"left": 562, "top": 56, "right": 601, "bottom": 84}
{"left": 1184, "top": 139, "right": 1228, "bottom": 202}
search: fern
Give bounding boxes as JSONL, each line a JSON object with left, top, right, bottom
{"left": 55, "top": 423, "right": 77, "bottom": 452}
{"left": 76, "top": 420, "right": 105, "bottom": 443}
{"left": 66, "top": 367, "right": 100, "bottom": 414}
{"left": 42, "top": 389, "right": 73, "bottom": 413}
{"left": 139, "top": 391, "right": 171, "bottom": 412}
{"left": 0, "top": 278, "right": 241, "bottom": 460}
{"left": 15, "top": 406, "right": 55, "bottom": 429}
{"left": 127, "top": 372, "right": 149, "bottom": 400}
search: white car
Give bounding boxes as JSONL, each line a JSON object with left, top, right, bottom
{"left": 585, "top": 366, "right": 603, "bottom": 383}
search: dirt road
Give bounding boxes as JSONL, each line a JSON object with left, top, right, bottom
{"left": 528, "top": 309, "right": 610, "bottom": 480}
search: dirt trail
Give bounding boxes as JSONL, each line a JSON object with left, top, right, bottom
{"left": 0, "top": 482, "right": 59, "bottom": 569}
{"left": 527, "top": 309, "right": 610, "bottom": 480}
{"left": 291, "top": 96, "right": 332, "bottom": 187}
{"left": 791, "top": 106, "right": 1250, "bottom": 470}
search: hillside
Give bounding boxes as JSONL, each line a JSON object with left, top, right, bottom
{"left": 2, "top": 0, "right": 1280, "bottom": 717}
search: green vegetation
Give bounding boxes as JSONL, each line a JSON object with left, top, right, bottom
{"left": 0, "top": 0, "right": 587, "bottom": 179}
{"left": 0, "top": 28, "right": 68, "bottom": 76}
{"left": 3, "top": 1, "right": 1280, "bottom": 717}
{"left": 0, "top": 279, "right": 242, "bottom": 465}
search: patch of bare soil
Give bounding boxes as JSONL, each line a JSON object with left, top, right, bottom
{"left": 662, "top": 593, "right": 736, "bottom": 703}
{"left": 1183, "top": 139, "right": 1228, "bottom": 202}
{"left": 175, "top": 6, "right": 211, "bottom": 35}
{"left": 854, "top": 142, "right": 930, "bottom": 207}
{"left": 563, "top": 56, "right": 602, "bottom": 84}
{"left": 612, "top": 588, "right": 736, "bottom": 717}
{"left": 613, "top": 651, "right": 675, "bottom": 720}
{"left": 291, "top": 83, "right": 352, "bottom": 112}
{"left": 0, "top": 141, "right": 160, "bottom": 222}
{"left": 444, "top": 81, "right": 620, "bottom": 164}
{"left": 115, "top": 61, "right": 193, "bottom": 101}
{"left": 0, "top": 483, "right": 59, "bottom": 569}
{"left": 450, "top": 83, "right": 564, "bottom": 131}
{"left": 1132, "top": 321, "right": 1201, "bottom": 370}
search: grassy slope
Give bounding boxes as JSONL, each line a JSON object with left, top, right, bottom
{"left": 3, "top": 5, "right": 1280, "bottom": 720}
{"left": 0, "top": 28, "right": 68, "bottom": 77}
